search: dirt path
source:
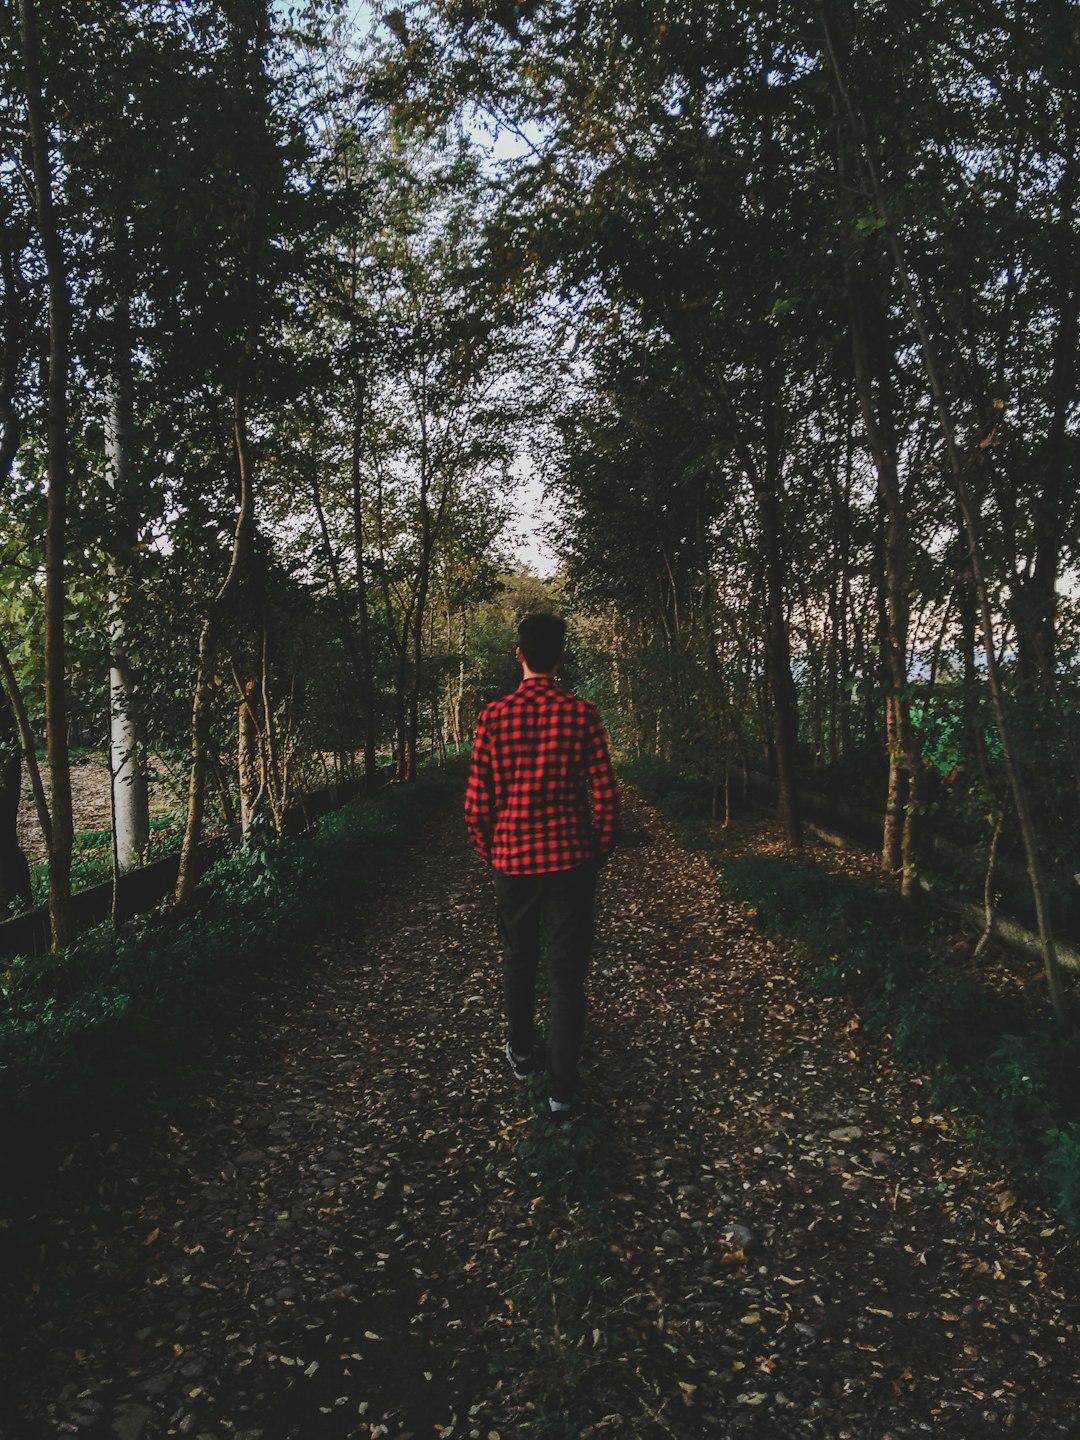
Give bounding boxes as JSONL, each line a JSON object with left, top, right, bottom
{"left": 3, "top": 786, "right": 1079, "bottom": 1438}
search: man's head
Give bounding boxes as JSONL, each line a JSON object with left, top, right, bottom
{"left": 517, "top": 613, "right": 566, "bottom": 676}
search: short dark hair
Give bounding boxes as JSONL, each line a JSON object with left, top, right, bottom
{"left": 518, "top": 613, "right": 566, "bottom": 672}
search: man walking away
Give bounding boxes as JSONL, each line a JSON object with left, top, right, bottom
{"left": 464, "top": 614, "right": 620, "bottom": 1121}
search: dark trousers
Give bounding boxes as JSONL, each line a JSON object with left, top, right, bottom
{"left": 495, "top": 865, "right": 599, "bottom": 1104}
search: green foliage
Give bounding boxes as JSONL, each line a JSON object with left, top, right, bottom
{"left": 619, "top": 760, "right": 711, "bottom": 818}
{"left": 1043, "top": 1126, "right": 1080, "bottom": 1232}
{"left": 498, "top": 1231, "right": 613, "bottom": 1439}
{"left": 0, "top": 766, "right": 464, "bottom": 1194}
{"left": 912, "top": 690, "right": 998, "bottom": 777}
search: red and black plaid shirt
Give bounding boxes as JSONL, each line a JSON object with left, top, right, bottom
{"left": 464, "top": 675, "right": 620, "bottom": 874}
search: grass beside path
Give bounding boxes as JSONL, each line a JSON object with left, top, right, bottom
{"left": 27, "top": 813, "right": 186, "bottom": 907}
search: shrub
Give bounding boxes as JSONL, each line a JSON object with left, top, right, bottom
{"left": 1044, "top": 1125, "right": 1080, "bottom": 1231}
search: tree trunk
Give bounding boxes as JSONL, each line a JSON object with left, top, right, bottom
{"left": 406, "top": 565, "right": 431, "bottom": 783}
{"left": 1, "top": 228, "right": 23, "bottom": 492}
{"left": 707, "top": 360, "right": 800, "bottom": 845}
{"left": 973, "top": 811, "right": 1005, "bottom": 963}
{"left": 259, "top": 623, "right": 286, "bottom": 829}
{"left": 211, "top": 750, "right": 238, "bottom": 838}
{"left": 955, "top": 519, "right": 991, "bottom": 792}
{"left": 175, "top": 382, "right": 257, "bottom": 905}
{"left": 881, "top": 696, "right": 905, "bottom": 874}
{"left": 349, "top": 332, "right": 377, "bottom": 787}
{"left": 405, "top": 410, "right": 436, "bottom": 784}
{"left": 1016, "top": 14, "right": 1078, "bottom": 684}
{"left": 0, "top": 633, "right": 52, "bottom": 858}
{"left": 393, "top": 645, "right": 409, "bottom": 783}
{"left": 19, "top": 0, "right": 74, "bottom": 948}
{"left": 0, "top": 232, "right": 30, "bottom": 913}
{"left": 175, "top": 1, "right": 268, "bottom": 903}
{"left": 237, "top": 678, "right": 261, "bottom": 838}
{"left": 760, "top": 542, "right": 799, "bottom": 838}
{"left": 754, "top": 452, "right": 801, "bottom": 847}
{"left": 106, "top": 294, "right": 150, "bottom": 873}
{"left": 823, "top": 394, "right": 854, "bottom": 767}
{"left": 840, "top": 107, "right": 924, "bottom": 894}
{"left": 0, "top": 687, "right": 32, "bottom": 913}
{"left": 310, "top": 436, "right": 373, "bottom": 777}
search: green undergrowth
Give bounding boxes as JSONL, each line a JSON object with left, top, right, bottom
{"left": 28, "top": 814, "right": 185, "bottom": 907}
{"left": 618, "top": 759, "right": 717, "bottom": 849}
{"left": 0, "top": 764, "right": 465, "bottom": 1204}
{"left": 623, "top": 760, "right": 1080, "bottom": 1231}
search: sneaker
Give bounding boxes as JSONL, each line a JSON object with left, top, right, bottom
{"left": 505, "top": 1041, "right": 536, "bottom": 1080}
{"left": 547, "top": 1097, "right": 576, "bottom": 1124}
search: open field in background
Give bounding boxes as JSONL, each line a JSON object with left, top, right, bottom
{"left": 15, "top": 754, "right": 183, "bottom": 867}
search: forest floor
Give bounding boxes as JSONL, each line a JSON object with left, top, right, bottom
{"left": 3, "top": 783, "right": 1080, "bottom": 1439}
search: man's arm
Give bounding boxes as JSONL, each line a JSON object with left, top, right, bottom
{"left": 464, "top": 713, "right": 496, "bottom": 864}
{"left": 585, "top": 708, "right": 620, "bottom": 862}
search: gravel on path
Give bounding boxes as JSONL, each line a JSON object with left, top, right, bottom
{"left": 2, "top": 783, "right": 1078, "bottom": 1439}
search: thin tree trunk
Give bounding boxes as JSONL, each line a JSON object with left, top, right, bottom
{"left": 310, "top": 435, "right": 371, "bottom": 751}
{"left": 175, "top": 381, "right": 256, "bottom": 905}
{"left": 19, "top": 0, "right": 74, "bottom": 947}
{"left": 0, "top": 238, "right": 31, "bottom": 912}
{"left": 823, "top": 394, "right": 852, "bottom": 767}
{"left": 840, "top": 111, "right": 924, "bottom": 893}
{"left": 973, "top": 812, "right": 1005, "bottom": 963}
{"left": 259, "top": 623, "right": 285, "bottom": 830}
{"left": 393, "top": 643, "right": 409, "bottom": 782}
{"left": 406, "top": 591, "right": 428, "bottom": 781}
{"left": 709, "top": 368, "right": 800, "bottom": 845}
{"left": 0, "top": 632, "right": 52, "bottom": 857}
{"left": 0, "top": 687, "right": 32, "bottom": 912}
{"left": 211, "top": 750, "right": 238, "bottom": 837}
{"left": 0, "top": 227, "right": 24, "bottom": 494}
{"left": 349, "top": 363, "right": 378, "bottom": 786}
{"left": 952, "top": 520, "right": 990, "bottom": 794}
{"left": 1018, "top": 9, "right": 1078, "bottom": 683}
{"left": 372, "top": 458, "right": 410, "bottom": 782}
{"left": 881, "top": 696, "right": 905, "bottom": 875}
{"left": 237, "top": 676, "right": 261, "bottom": 837}
{"left": 106, "top": 288, "right": 150, "bottom": 873}
{"left": 757, "top": 462, "right": 801, "bottom": 847}
{"left": 796, "top": 571, "right": 826, "bottom": 768}
{"left": 175, "top": 1, "right": 268, "bottom": 903}
{"left": 405, "top": 410, "right": 435, "bottom": 783}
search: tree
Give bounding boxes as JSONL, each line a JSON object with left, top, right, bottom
{"left": 17, "top": 0, "right": 76, "bottom": 947}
